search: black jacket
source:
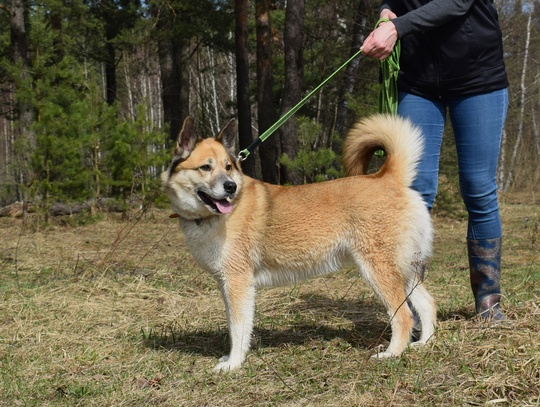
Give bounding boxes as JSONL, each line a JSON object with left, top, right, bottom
{"left": 381, "top": 0, "right": 508, "bottom": 99}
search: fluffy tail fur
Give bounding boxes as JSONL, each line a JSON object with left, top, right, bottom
{"left": 342, "top": 114, "right": 423, "bottom": 187}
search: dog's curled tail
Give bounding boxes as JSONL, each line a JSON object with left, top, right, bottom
{"left": 342, "top": 114, "right": 423, "bottom": 187}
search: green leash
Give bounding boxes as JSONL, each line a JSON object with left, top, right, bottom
{"left": 238, "top": 48, "right": 364, "bottom": 161}
{"left": 237, "top": 18, "right": 400, "bottom": 161}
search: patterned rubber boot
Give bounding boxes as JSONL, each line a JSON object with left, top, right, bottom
{"left": 467, "top": 238, "right": 505, "bottom": 321}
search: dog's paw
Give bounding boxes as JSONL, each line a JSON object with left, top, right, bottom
{"left": 213, "top": 358, "right": 241, "bottom": 373}
{"left": 370, "top": 350, "right": 398, "bottom": 359}
{"left": 218, "top": 355, "right": 230, "bottom": 363}
{"left": 410, "top": 340, "right": 428, "bottom": 349}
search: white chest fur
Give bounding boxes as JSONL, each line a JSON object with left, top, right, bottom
{"left": 179, "top": 217, "right": 227, "bottom": 275}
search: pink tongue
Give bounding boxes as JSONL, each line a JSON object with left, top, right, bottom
{"left": 215, "top": 199, "right": 233, "bottom": 214}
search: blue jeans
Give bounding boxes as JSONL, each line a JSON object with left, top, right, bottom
{"left": 398, "top": 89, "right": 508, "bottom": 240}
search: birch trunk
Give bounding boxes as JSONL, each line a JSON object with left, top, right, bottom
{"left": 503, "top": 11, "right": 531, "bottom": 192}
{"left": 123, "top": 53, "right": 134, "bottom": 119}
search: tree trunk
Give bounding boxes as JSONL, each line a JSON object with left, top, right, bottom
{"left": 235, "top": 0, "right": 256, "bottom": 177}
{"left": 123, "top": 52, "right": 135, "bottom": 118}
{"left": 208, "top": 48, "right": 220, "bottom": 134}
{"left": 533, "top": 105, "right": 540, "bottom": 160}
{"left": 104, "top": 41, "right": 117, "bottom": 105}
{"left": 333, "top": 0, "right": 368, "bottom": 151}
{"left": 10, "top": 0, "right": 35, "bottom": 212}
{"left": 179, "top": 47, "right": 190, "bottom": 131}
{"left": 154, "top": 6, "right": 185, "bottom": 144}
{"left": 158, "top": 42, "right": 183, "bottom": 144}
{"left": 256, "top": 0, "right": 279, "bottom": 184}
{"left": 101, "top": 0, "right": 119, "bottom": 106}
{"left": 279, "top": 0, "right": 305, "bottom": 185}
{"left": 503, "top": 11, "right": 531, "bottom": 192}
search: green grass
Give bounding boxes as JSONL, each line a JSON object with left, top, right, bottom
{"left": 0, "top": 197, "right": 538, "bottom": 406}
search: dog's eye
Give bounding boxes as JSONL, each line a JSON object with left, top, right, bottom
{"left": 199, "top": 165, "right": 212, "bottom": 172}
{"left": 225, "top": 164, "right": 232, "bottom": 172}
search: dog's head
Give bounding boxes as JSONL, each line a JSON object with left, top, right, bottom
{"left": 161, "top": 117, "right": 243, "bottom": 220}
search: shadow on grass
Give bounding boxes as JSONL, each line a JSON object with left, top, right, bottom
{"left": 438, "top": 307, "right": 477, "bottom": 321}
{"left": 141, "top": 293, "right": 391, "bottom": 357}
{"left": 141, "top": 294, "right": 480, "bottom": 358}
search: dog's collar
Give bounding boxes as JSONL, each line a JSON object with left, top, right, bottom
{"left": 169, "top": 213, "right": 204, "bottom": 226}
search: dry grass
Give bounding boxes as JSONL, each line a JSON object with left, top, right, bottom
{"left": 0, "top": 195, "right": 539, "bottom": 406}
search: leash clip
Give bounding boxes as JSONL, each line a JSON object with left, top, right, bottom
{"left": 237, "top": 150, "right": 248, "bottom": 162}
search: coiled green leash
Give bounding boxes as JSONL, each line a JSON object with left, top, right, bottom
{"left": 377, "top": 18, "right": 400, "bottom": 116}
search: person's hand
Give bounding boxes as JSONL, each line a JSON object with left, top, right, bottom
{"left": 380, "top": 8, "right": 397, "bottom": 21}
{"left": 361, "top": 10, "right": 398, "bottom": 61}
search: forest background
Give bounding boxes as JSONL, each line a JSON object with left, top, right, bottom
{"left": 0, "top": 0, "right": 539, "bottom": 217}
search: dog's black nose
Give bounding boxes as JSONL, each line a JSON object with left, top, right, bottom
{"left": 224, "top": 181, "right": 237, "bottom": 194}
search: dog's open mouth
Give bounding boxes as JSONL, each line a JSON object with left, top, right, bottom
{"left": 197, "top": 191, "right": 233, "bottom": 214}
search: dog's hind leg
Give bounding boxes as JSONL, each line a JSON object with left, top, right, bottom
{"left": 374, "top": 293, "right": 414, "bottom": 358}
{"left": 406, "top": 282, "right": 436, "bottom": 345}
{"left": 214, "top": 278, "right": 256, "bottom": 372}
{"left": 356, "top": 259, "right": 414, "bottom": 358}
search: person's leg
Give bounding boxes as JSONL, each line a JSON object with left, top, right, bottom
{"left": 449, "top": 88, "right": 508, "bottom": 320}
{"left": 398, "top": 93, "right": 446, "bottom": 338}
{"left": 398, "top": 92, "right": 446, "bottom": 209}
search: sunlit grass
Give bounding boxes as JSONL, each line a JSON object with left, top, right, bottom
{"left": 0, "top": 197, "right": 538, "bottom": 406}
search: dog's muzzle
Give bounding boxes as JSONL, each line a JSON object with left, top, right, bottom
{"left": 197, "top": 180, "right": 237, "bottom": 215}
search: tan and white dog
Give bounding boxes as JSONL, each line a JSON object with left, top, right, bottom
{"left": 161, "top": 114, "right": 436, "bottom": 372}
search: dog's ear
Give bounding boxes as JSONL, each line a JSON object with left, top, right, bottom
{"left": 215, "top": 119, "right": 237, "bottom": 157}
{"left": 175, "top": 117, "right": 201, "bottom": 157}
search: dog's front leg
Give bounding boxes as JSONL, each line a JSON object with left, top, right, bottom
{"left": 214, "top": 277, "right": 256, "bottom": 372}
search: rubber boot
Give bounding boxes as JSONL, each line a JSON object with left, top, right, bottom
{"left": 467, "top": 238, "right": 505, "bottom": 321}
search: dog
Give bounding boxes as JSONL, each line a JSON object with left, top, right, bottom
{"left": 161, "top": 114, "right": 436, "bottom": 372}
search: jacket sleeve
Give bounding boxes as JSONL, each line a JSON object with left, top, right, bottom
{"left": 380, "top": 0, "right": 476, "bottom": 37}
